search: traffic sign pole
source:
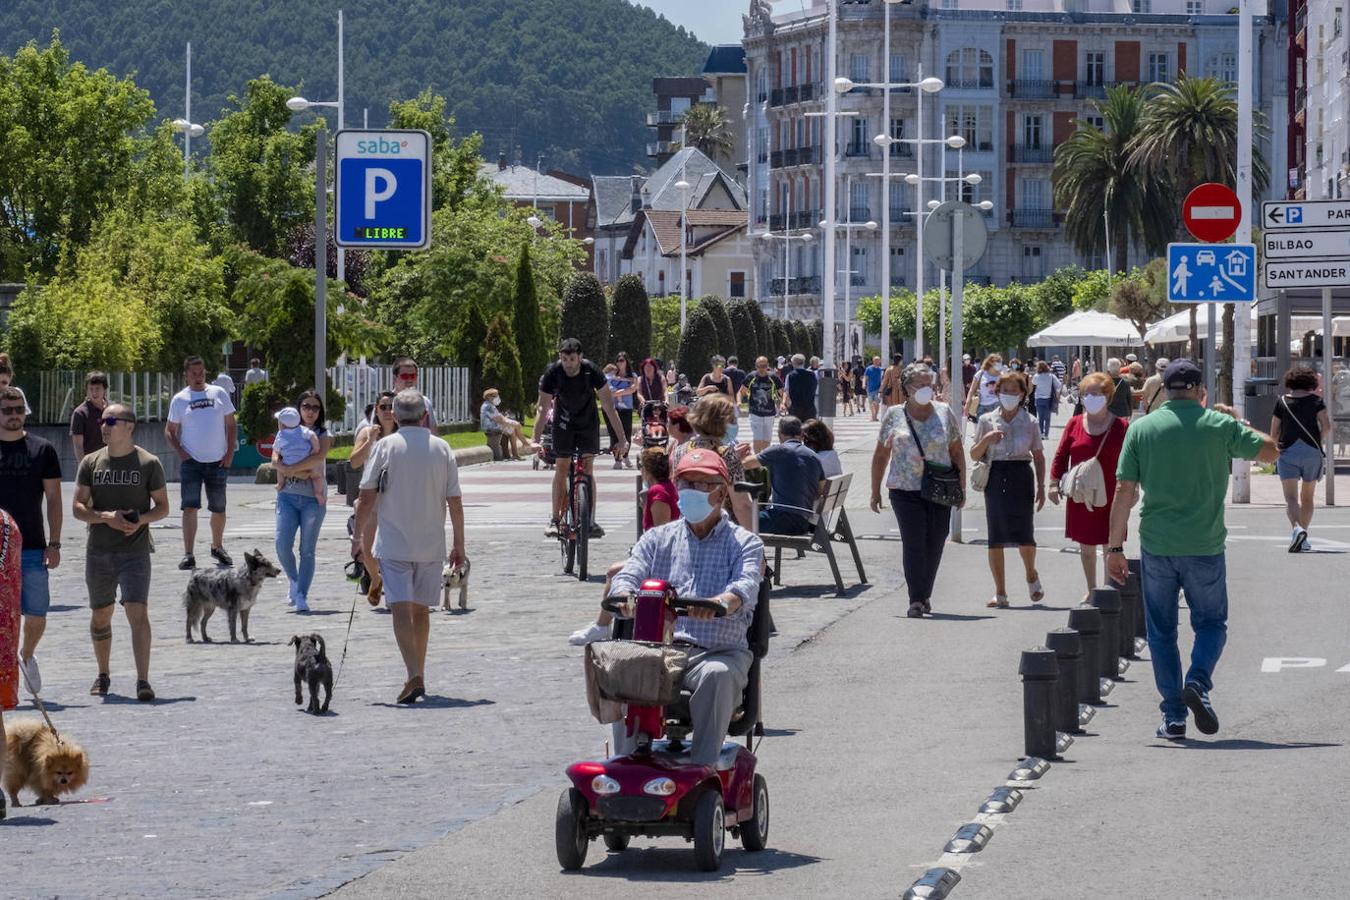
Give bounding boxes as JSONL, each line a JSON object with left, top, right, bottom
{"left": 315, "top": 122, "right": 328, "bottom": 400}
{"left": 1233, "top": 0, "right": 1254, "bottom": 503}
{"left": 949, "top": 209, "right": 964, "bottom": 544}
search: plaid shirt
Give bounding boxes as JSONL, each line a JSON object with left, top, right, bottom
{"left": 610, "top": 513, "right": 764, "bottom": 651}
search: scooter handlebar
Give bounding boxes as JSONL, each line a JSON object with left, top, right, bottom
{"left": 600, "top": 592, "right": 728, "bottom": 618}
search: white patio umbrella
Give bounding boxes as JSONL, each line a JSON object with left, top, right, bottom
{"left": 1027, "top": 310, "right": 1145, "bottom": 348}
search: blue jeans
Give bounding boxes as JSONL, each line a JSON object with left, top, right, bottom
{"left": 1141, "top": 549, "right": 1229, "bottom": 723}
{"left": 20, "top": 549, "right": 50, "bottom": 617}
{"left": 275, "top": 492, "right": 327, "bottom": 600}
{"left": 1034, "top": 397, "right": 1052, "bottom": 437}
{"left": 759, "top": 507, "right": 812, "bottom": 536}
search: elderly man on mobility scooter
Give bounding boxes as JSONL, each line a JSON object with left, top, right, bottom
{"left": 557, "top": 447, "right": 767, "bottom": 871}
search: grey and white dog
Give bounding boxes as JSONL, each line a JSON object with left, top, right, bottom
{"left": 184, "top": 549, "right": 281, "bottom": 643}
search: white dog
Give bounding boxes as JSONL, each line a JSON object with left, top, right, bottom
{"left": 442, "top": 559, "right": 470, "bottom": 610}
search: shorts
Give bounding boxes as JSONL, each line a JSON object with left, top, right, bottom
{"left": 380, "top": 559, "right": 442, "bottom": 606}
{"left": 750, "top": 414, "right": 776, "bottom": 443}
{"left": 868, "top": 390, "right": 881, "bottom": 404}
{"left": 86, "top": 551, "right": 152, "bottom": 609}
{"left": 20, "top": 550, "right": 49, "bottom": 617}
{"left": 552, "top": 422, "right": 600, "bottom": 458}
{"left": 1276, "top": 440, "right": 1324, "bottom": 483}
{"left": 181, "top": 457, "right": 228, "bottom": 513}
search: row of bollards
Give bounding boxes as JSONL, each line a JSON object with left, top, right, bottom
{"left": 1019, "top": 568, "right": 1146, "bottom": 762}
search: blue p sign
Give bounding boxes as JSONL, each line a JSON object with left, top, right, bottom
{"left": 334, "top": 130, "right": 432, "bottom": 250}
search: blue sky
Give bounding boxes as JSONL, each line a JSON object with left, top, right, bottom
{"left": 637, "top": 0, "right": 747, "bottom": 45}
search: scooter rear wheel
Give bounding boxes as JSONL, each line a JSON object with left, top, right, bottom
{"left": 602, "top": 831, "right": 630, "bottom": 852}
{"left": 555, "top": 788, "right": 589, "bottom": 870}
{"left": 740, "top": 774, "right": 770, "bottom": 852}
{"left": 692, "top": 790, "right": 725, "bottom": 872}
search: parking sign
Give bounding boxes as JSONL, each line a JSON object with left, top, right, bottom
{"left": 334, "top": 129, "right": 431, "bottom": 250}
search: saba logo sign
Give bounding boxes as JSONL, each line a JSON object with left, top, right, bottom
{"left": 355, "top": 137, "right": 410, "bottom": 154}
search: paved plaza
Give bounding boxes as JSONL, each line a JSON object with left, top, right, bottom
{"left": 4, "top": 414, "right": 1348, "bottom": 899}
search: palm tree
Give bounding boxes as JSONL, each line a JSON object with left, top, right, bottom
{"left": 1053, "top": 85, "right": 1171, "bottom": 276}
{"left": 679, "top": 104, "right": 734, "bottom": 161}
{"left": 1129, "top": 74, "right": 1268, "bottom": 402}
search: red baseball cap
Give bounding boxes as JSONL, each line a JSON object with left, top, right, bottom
{"left": 674, "top": 448, "right": 730, "bottom": 485}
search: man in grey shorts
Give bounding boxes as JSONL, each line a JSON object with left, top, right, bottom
{"left": 72, "top": 403, "right": 170, "bottom": 702}
{"left": 357, "top": 389, "right": 467, "bottom": 704}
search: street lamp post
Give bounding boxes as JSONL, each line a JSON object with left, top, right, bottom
{"left": 759, "top": 226, "right": 814, "bottom": 321}
{"left": 824, "top": 214, "right": 879, "bottom": 363}
{"left": 171, "top": 43, "right": 204, "bottom": 180}
{"left": 675, "top": 172, "right": 691, "bottom": 334}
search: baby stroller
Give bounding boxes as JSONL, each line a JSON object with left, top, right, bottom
{"left": 533, "top": 405, "right": 557, "bottom": 470}
{"left": 673, "top": 375, "right": 694, "bottom": 407}
{"left": 639, "top": 400, "right": 669, "bottom": 449}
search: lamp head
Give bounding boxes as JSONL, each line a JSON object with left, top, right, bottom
{"left": 582, "top": 236, "right": 595, "bottom": 245}
{"left": 904, "top": 173, "right": 920, "bottom": 185}
{"left": 964, "top": 173, "right": 983, "bottom": 185}
{"left": 833, "top": 77, "right": 855, "bottom": 94}
{"left": 946, "top": 135, "right": 967, "bottom": 149}
{"left": 919, "top": 77, "right": 945, "bottom": 94}
{"left": 800, "top": 232, "right": 814, "bottom": 242}
{"left": 977, "top": 200, "right": 994, "bottom": 211}
{"left": 865, "top": 220, "right": 878, "bottom": 230}
{"left": 818, "top": 220, "right": 828, "bottom": 229}
{"left": 285, "top": 96, "right": 310, "bottom": 112}
{"left": 527, "top": 215, "right": 542, "bottom": 228}
{"left": 171, "top": 118, "right": 189, "bottom": 131}
{"left": 927, "top": 200, "right": 941, "bottom": 210}
{"left": 872, "top": 133, "right": 891, "bottom": 146}
{"left": 189, "top": 124, "right": 205, "bottom": 138}
{"left": 674, "top": 179, "right": 691, "bottom": 191}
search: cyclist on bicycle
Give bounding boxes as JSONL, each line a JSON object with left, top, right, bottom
{"left": 535, "top": 337, "right": 629, "bottom": 538}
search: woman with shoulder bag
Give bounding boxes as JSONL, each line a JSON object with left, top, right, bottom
{"left": 970, "top": 371, "right": 1046, "bottom": 609}
{"left": 869, "top": 364, "right": 966, "bottom": 619}
{"left": 1270, "top": 366, "right": 1331, "bottom": 552}
{"left": 1048, "top": 372, "right": 1128, "bottom": 599}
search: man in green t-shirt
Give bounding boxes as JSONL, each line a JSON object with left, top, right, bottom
{"left": 72, "top": 404, "right": 170, "bottom": 702}
{"left": 1107, "top": 360, "right": 1277, "bottom": 742}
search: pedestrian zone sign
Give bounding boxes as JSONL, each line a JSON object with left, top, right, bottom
{"left": 1166, "top": 243, "right": 1256, "bottom": 303}
{"left": 335, "top": 129, "right": 432, "bottom": 250}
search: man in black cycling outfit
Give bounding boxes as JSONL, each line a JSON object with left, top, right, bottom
{"left": 535, "top": 338, "right": 629, "bottom": 538}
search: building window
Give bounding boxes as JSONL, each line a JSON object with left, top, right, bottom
{"left": 1007, "top": 0, "right": 1023, "bottom": 10}
{"left": 1147, "top": 51, "right": 1169, "bottom": 83}
{"left": 890, "top": 117, "right": 906, "bottom": 156}
{"left": 756, "top": 69, "right": 768, "bottom": 102}
{"left": 670, "top": 97, "right": 691, "bottom": 117}
{"left": 729, "top": 272, "right": 746, "bottom": 298}
{"left": 1132, "top": 0, "right": 1151, "bottom": 12}
{"left": 1185, "top": 0, "right": 1203, "bottom": 13}
{"left": 945, "top": 105, "right": 994, "bottom": 151}
{"left": 1022, "top": 245, "right": 1044, "bottom": 277}
{"left": 889, "top": 53, "right": 908, "bottom": 82}
{"left": 1023, "top": 114, "right": 1043, "bottom": 149}
{"left": 849, "top": 117, "right": 871, "bottom": 156}
{"left": 1021, "top": 49, "right": 1044, "bottom": 81}
{"left": 1020, "top": 179, "right": 1048, "bottom": 209}
{"left": 1084, "top": 51, "right": 1105, "bottom": 85}
{"left": 849, "top": 53, "right": 871, "bottom": 84}
{"left": 1085, "top": 114, "right": 1106, "bottom": 132}
{"left": 1207, "top": 53, "right": 1236, "bottom": 83}
{"left": 944, "top": 48, "right": 994, "bottom": 89}
{"left": 849, "top": 180, "right": 870, "bottom": 220}
{"left": 888, "top": 182, "right": 907, "bottom": 218}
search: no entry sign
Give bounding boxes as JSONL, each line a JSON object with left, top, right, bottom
{"left": 1183, "top": 183, "right": 1242, "bottom": 243}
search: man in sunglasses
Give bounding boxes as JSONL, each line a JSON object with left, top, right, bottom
{"left": 0, "top": 386, "right": 62, "bottom": 696}
{"left": 72, "top": 404, "right": 169, "bottom": 702}
{"left": 389, "top": 357, "right": 436, "bottom": 428}
{"left": 534, "top": 338, "right": 628, "bottom": 538}
{"left": 165, "top": 355, "right": 236, "bottom": 570}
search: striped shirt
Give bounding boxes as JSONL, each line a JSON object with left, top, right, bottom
{"left": 610, "top": 513, "right": 763, "bottom": 651}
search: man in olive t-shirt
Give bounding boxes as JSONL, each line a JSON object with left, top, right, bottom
{"left": 72, "top": 404, "right": 170, "bottom": 701}
{"left": 1106, "top": 361, "right": 1277, "bottom": 743}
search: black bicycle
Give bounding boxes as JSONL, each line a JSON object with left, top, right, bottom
{"left": 559, "top": 448, "right": 595, "bottom": 581}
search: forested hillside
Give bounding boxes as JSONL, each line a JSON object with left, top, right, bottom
{"left": 0, "top": 0, "right": 708, "bottom": 174}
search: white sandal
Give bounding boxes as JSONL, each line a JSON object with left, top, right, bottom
{"left": 1028, "top": 577, "right": 1045, "bottom": 603}
{"left": 986, "top": 594, "right": 1009, "bottom": 609}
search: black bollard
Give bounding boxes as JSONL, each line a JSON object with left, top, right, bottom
{"left": 1019, "top": 647, "right": 1059, "bottom": 761}
{"left": 1044, "top": 628, "right": 1083, "bottom": 735}
{"left": 1089, "top": 587, "right": 1123, "bottom": 680}
{"left": 1110, "top": 576, "right": 1140, "bottom": 660}
{"left": 1067, "top": 605, "right": 1103, "bottom": 704}
{"left": 1126, "top": 570, "right": 1147, "bottom": 641}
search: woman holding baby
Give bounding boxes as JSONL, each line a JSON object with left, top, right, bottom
{"left": 272, "top": 390, "right": 332, "bottom": 614}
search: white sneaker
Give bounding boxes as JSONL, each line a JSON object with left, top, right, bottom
{"left": 19, "top": 655, "right": 41, "bottom": 694}
{"left": 1289, "top": 527, "right": 1309, "bottom": 553}
{"left": 568, "top": 622, "right": 609, "bottom": 646}
{"left": 287, "top": 583, "right": 299, "bottom": 607}
{"left": 294, "top": 596, "right": 310, "bottom": 613}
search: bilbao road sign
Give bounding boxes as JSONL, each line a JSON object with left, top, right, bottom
{"left": 1167, "top": 243, "right": 1256, "bottom": 302}
{"left": 1263, "top": 260, "right": 1350, "bottom": 290}
{"left": 334, "top": 129, "right": 431, "bottom": 250}
{"left": 1262, "top": 199, "right": 1350, "bottom": 230}
{"left": 1262, "top": 228, "right": 1350, "bottom": 260}
{"left": 1182, "top": 183, "right": 1241, "bottom": 243}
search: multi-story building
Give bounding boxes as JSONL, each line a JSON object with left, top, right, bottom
{"left": 1292, "top": 1, "right": 1348, "bottom": 202}
{"left": 743, "top": 0, "right": 1288, "bottom": 325}
{"left": 481, "top": 155, "right": 593, "bottom": 264}
{"left": 647, "top": 46, "right": 750, "bottom": 174}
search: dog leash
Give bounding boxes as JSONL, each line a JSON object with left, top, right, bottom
{"left": 331, "top": 589, "right": 360, "bottom": 692}
{"left": 18, "top": 666, "right": 64, "bottom": 745}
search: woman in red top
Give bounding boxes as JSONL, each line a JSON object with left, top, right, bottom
{"left": 1048, "top": 372, "right": 1129, "bottom": 599}
{"left": 1, "top": 509, "right": 23, "bottom": 816}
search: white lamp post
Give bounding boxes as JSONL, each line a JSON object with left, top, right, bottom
{"left": 170, "top": 44, "right": 204, "bottom": 181}
{"left": 675, "top": 175, "right": 692, "bottom": 333}
{"left": 823, "top": 215, "right": 878, "bottom": 363}
{"left": 285, "top": 11, "right": 345, "bottom": 283}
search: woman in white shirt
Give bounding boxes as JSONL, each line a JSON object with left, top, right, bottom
{"left": 1030, "top": 360, "right": 1062, "bottom": 439}
{"left": 802, "top": 418, "right": 842, "bottom": 478}
{"left": 965, "top": 353, "right": 1003, "bottom": 418}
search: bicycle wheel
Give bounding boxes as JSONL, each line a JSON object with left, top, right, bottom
{"left": 562, "top": 492, "right": 576, "bottom": 575}
{"left": 575, "top": 479, "right": 591, "bottom": 582}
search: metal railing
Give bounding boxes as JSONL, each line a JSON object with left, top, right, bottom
{"left": 646, "top": 110, "right": 684, "bottom": 126}
{"left": 1010, "top": 79, "right": 1055, "bottom": 99}
{"left": 646, "top": 141, "right": 679, "bottom": 157}
{"left": 845, "top": 142, "right": 874, "bottom": 158}
{"left": 1011, "top": 209, "right": 1056, "bottom": 228}
{"left": 328, "top": 364, "right": 472, "bottom": 435}
{"left": 30, "top": 370, "right": 180, "bottom": 425}
{"left": 1012, "top": 144, "right": 1054, "bottom": 163}
{"left": 944, "top": 77, "right": 995, "bottom": 90}
{"left": 790, "top": 209, "right": 822, "bottom": 229}
{"left": 1075, "top": 81, "right": 1109, "bottom": 99}
{"left": 769, "top": 276, "right": 822, "bottom": 295}
{"left": 848, "top": 206, "right": 872, "bottom": 221}
{"left": 889, "top": 143, "right": 914, "bottom": 158}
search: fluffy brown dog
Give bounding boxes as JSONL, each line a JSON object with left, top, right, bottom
{"left": 3, "top": 718, "right": 89, "bottom": 806}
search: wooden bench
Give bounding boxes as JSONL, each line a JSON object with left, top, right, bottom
{"left": 759, "top": 473, "right": 867, "bottom": 596}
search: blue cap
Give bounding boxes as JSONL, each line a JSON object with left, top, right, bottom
{"left": 1162, "top": 359, "right": 1203, "bottom": 390}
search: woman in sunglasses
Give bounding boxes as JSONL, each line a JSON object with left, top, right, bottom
{"left": 270, "top": 390, "right": 332, "bottom": 613}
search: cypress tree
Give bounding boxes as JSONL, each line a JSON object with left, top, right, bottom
{"left": 511, "top": 242, "right": 549, "bottom": 388}
{"left": 607, "top": 274, "right": 652, "bottom": 362}
{"left": 559, "top": 271, "right": 609, "bottom": 362}
{"left": 678, "top": 305, "right": 720, "bottom": 383}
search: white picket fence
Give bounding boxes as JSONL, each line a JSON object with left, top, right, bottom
{"left": 31, "top": 370, "right": 179, "bottom": 425}
{"left": 328, "top": 364, "right": 473, "bottom": 434}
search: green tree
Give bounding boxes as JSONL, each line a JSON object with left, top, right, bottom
{"left": 388, "top": 89, "right": 494, "bottom": 214}
{"left": 1070, "top": 269, "right": 1115, "bottom": 311}
{"left": 1053, "top": 85, "right": 1171, "bottom": 276}
{"left": 559, "top": 272, "right": 609, "bottom": 361}
{"left": 1110, "top": 259, "right": 1172, "bottom": 346}
{"left": 608, "top": 274, "right": 652, "bottom": 362}
{"left": 790, "top": 320, "right": 811, "bottom": 358}
{"left": 0, "top": 35, "right": 175, "bottom": 280}
{"left": 699, "top": 295, "right": 735, "bottom": 358}
{"left": 809, "top": 320, "right": 824, "bottom": 360}
{"left": 482, "top": 314, "right": 525, "bottom": 416}
{"left": 727, "top": 299, "right": 759, "bottom": 363}
{"left": 679, "top": 103, "right": 735, "bottom": 161}
{"left": 451, "top": 300, "right": 491, "bottom": 403}
{"left": 206, "top": 76, "right": 320, "bottom": 257}
{"left": 678, "top": 305, "right": 719, "bottom": 382}
{"left": 770, "top": 319, "right": 792, "bottom": 361}
{"left": 746, "top": 301, "right": 771, "bottom": 361}
{"left": 649, "top": 295, "right": 682, "bottom": 362}
{"left": 964, "top": 283, "right": 1039, "bottom": 355}
{"left": 1028, "top": 266, "right": 1084, "bottom": 328}
{"left": 512, "top": 242, "right": 550, "bottom": 386}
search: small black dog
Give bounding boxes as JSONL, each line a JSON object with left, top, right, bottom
{"left": 289, "top": 633, "right": 332, "bottom": 714}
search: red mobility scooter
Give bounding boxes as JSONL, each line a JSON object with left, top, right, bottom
{"left": 556, "top": 577, "right": 771, "bottom": 871}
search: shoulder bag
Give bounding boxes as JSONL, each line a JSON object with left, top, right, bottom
{"left": 1058, "top": 418, "right": 1113, "bottom": 510}
{"left": 1280, "top": 395, "right": 1326, "bottom": 458}
{"left": 969, "top": 417, "right": 992, "bottom": 492}
{"left": 903, "top": 407, "right": 964, "bottom": 508}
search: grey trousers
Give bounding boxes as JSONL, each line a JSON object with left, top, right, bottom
{"left": 612, "top": 647, "right": 753, "bottom": 766}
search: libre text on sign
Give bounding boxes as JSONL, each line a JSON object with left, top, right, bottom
{"left": 1167, "top": 243, "right": 1257, "bottom": 303}
{"left": 334, "top": 129, "right": 432, "bottom": 250}
{"left": 1260, "top": 200, "right": 1350, "bottom": 289}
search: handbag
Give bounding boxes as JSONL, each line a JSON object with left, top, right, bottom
{"left": 1058, "top": 419, "right": 1112, "bottom": 510}
{"left": 969, "top": 457, "right": 991, "bottom": 492}
{"left": 903, "top": 407, "right": 964, "bottom": 508}
{"left": 1280, "top": 395, "right": 1326, "bottom": 459}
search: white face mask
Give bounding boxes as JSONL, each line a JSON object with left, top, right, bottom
{"left": 911, "top": 386, "right": 935, "bottom": 406}
{"left": 491, "top": 397, "right": 501, "bottom": 407}
{"left": 998, "top": 393, "right": 1022, "bottom": 411}
{"left": 1082, "top": 394, "right": 1108, "bottom": 414}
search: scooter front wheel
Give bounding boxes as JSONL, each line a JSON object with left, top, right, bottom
{"left": 740, "top": 774, "right": 769, "bottom": 852}
{"left": 692, "top": 790, "right": 725, "bottom": 872}
{"left": 555, "top": 788, "right": 590, "bottom": 870}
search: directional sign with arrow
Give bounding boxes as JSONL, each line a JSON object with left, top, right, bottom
{"left": 1263, "top": 200, "right": 1350, "bottom": 230}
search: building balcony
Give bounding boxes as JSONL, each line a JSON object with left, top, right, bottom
{"left": 849, "top": 273, "right": 867, "bottom": 288}
{"left": 847, "top": 206, "right": 872, "bottom": 222}
{"left": 1075, "top": 81, "right": 1109, "bottom": 100}
{"left": 845, "top": 142, "right": 875, "bottom": 159}
{"left": 769, "top": 276, "right": 822, "bottom": 295}
{"left": 771, "top": 146, "right": 822, "bottom": 168}
{"left": 944, "top": 77, "right": 995, "bottom": 90}
{"left": 888, "top": 206, "right": 914, "bottom": 223}
{"left": 888, "top": 143, "right": 914, "bottom": 159}
{"left": 646, "top": 110, "right": 684, "bottom": 127}
{"left": 646, "top": 141, "right": 679, "bottom": 157}
{"left": 1012, "top": 144, "right": 1054, "bottom": 164}
{"left": 790, "top": 209, "right": 822, "bottom": 229}
{"left": 768, "top": 213, "right": 787, "bottom": 231}
{"left": 1010, "top": 209, "right": 1056, "bottom": 229}
{"left": 1010, "top": 79, "right": 1055, "bottom": 99}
